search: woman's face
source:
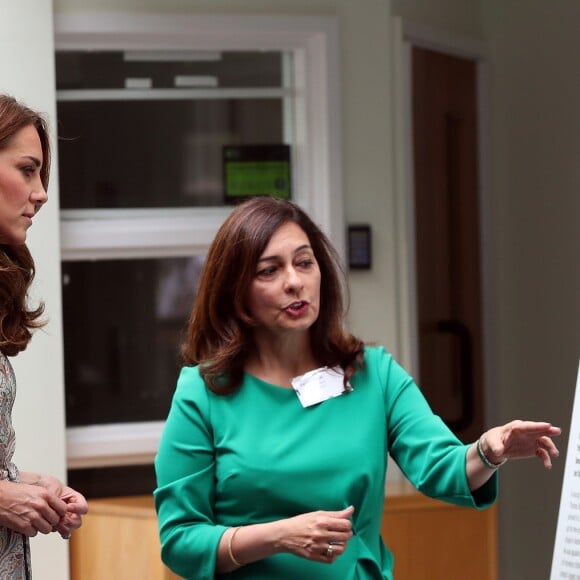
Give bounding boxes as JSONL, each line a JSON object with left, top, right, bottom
{"left": 0, "top": 124, "right": 47, "bottom": 245}
{"left": 246, "top": 221, "right": 321, "bottom": 340}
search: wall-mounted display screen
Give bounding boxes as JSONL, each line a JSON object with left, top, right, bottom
{"left": 223, "top": 144, "right": 291, "bottom": 201}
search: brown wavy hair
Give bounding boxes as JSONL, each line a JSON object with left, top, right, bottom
{"left": 182, "top": 196, "right": 364, "bottom": 394}
{"left": 0, "top": 95, "right": 50, "bottom": 356}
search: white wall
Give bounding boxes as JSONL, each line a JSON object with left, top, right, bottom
{"left": 0, "top": 1, "right": 69, "bottom": 578}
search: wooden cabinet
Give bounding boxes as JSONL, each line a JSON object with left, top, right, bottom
{"left": 71, "top": 485, "right": 497, "bottom": 579}
{"left": 69, "top": 496, "right": 182, "bottom": 580}
{"left": 381, "top": 481, "right": 498, "bottom": 580}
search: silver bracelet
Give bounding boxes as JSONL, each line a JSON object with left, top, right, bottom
{"left": 477, "top": 436, "right": 507, "bottom": 469}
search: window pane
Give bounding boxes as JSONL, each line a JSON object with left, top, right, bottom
{"left": 62, "top": 256, "right": 204, "bottom": 426}
{"left": 55, "top": 50, "right": 290, "bottom": 209}
{"left": 57, "top": 99, "right": 284, "bottom": 208}
{"left": 68, "top": 465, "right": 156, "bottom": 499}
{"left": 56, "top": 50, "right": 283, "bottom": 90}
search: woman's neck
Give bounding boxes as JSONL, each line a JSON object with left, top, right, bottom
{"left": 245, "top": 332, "right": 319, "bottom": 388}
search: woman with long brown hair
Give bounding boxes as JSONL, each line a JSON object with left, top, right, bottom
{"left": 0, "top": 94, "right": 87, "bottom": 578}
{"left": 155, "top": 196, "right": 560, "bottom": 579}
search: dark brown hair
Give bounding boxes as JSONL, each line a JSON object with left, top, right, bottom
{"left": 182, "top": 196, "right": 364, "bottom": 394}
{"left": 0, "top": 95, "right": 50, "bottom": 356}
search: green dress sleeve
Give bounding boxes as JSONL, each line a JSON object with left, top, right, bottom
{"left": 373, "top": 347, "right": 498, "bottom": 508}
{"left": 154, "top": 366, "right": 228, "bottom": 579}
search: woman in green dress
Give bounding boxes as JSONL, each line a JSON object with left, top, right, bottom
{"left": 154, "top": 196, "right": 560, "bottom": 579}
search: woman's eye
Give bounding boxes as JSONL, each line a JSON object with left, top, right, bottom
{"left": 298, "top": 259, "right": 314, "bottom": 268}
{"left": 257, "top": 266, "right": 277, "bottom": 277}
{"left": 21, "top": 165, "right": 39, "bottom": 178}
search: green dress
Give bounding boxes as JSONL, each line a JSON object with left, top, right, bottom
{"left": 154, "top": 346, "right": 497, "bottom": 579}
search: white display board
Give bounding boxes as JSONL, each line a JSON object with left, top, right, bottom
{"left": 551, "top": 361, "right": 580, "bottom": 579}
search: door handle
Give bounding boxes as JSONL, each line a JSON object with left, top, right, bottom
{"left": 436, "top": 319, "right": 474, "bottom": 432}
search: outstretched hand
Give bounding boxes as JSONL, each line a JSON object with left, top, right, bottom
{"left": 483, "top": 420, "right": 561, "bottom": 469}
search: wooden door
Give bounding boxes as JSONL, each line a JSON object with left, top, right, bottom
{"left": 412, "top": 47, "right": 484, "bottom": 443}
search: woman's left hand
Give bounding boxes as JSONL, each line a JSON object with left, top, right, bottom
{"left": 482, "top": 420, "right": 561, "bottom": 469}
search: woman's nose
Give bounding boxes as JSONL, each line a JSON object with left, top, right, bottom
{"left": 284, "top": 267, "right": 304, "bottom": 291}
{"left": 31, "top": 181, "right": 48, "bottom": 212}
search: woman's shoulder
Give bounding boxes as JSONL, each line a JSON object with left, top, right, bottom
{"left": 361, "top": 344, "right": 393, "bottom": 365}
{"left": 358, "top": 345, "right": 413, "bottom": 387}
{"left": 174, "top": 364, "right": 236, "bottom": 403}
{"left": 173, "top": 364, "right": 206, "bottom": 400}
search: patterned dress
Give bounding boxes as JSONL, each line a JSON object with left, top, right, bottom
{"left": 0, "top": 351, "right": 32, "bottom": 579}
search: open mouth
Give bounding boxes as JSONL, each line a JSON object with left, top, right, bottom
{"left": 287, "top": 301, "right": 306, "bottom": 311}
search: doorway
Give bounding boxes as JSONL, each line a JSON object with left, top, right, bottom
{"left": 411, "top": 46, "right": 484, "bottom": 443}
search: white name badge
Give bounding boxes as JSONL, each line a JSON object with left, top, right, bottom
{"left": 291, "top": 366, "right": 352, "bottom": 408}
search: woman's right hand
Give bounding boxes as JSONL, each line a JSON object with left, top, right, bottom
{"left": 275, "top": 505, "right": 354, "bottom": 562}
{"left": 0, "top": 480, "right": 68, "bottom": 536}
{"left": 217, "top": 505, "right": 355, "bottom": 572}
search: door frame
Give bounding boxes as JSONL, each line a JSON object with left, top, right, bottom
{"left": 391, "top": 19, "right": 497, "bottom": 428}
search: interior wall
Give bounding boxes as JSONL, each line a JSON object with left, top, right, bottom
{"left": 393, "top": 1, "right": 580, "bottom": 578}
{"left": 0, "top": 1, "right": 69, "bottom": 578}
{"left": 392, "top": 0, "right": 484, "bottom": 39}
{"left": 481, "top": 3, "right": 580, "bottom": 579}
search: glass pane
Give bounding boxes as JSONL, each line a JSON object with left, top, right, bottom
{"left": 68, "top": 465, "right": 156, "bottom": 499}
{"left": 56, "top": 99, "right": 284, "bottom": 208}
{"left": 56, "top": 50, "right": 283, "bottom": 90}
{"left": 55, "top": 50, "right": 291, "bottom": 209}
{"left": 62, "top": 256, "right": 204, "bottom": 427}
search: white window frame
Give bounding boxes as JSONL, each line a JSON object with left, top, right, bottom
{"left": 55, "top": 13, "right": 344, "bottom": 469}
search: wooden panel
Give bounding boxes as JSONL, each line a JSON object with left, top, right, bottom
{"left": 382, "top": 483, "right": 498, "bottom": 580}
{"left": 69, "top": 496, "right": 182, "bottom": 580}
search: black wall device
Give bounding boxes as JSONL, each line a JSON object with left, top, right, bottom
{"left": 347, "top": 225, "right": 372, "bottom": 270}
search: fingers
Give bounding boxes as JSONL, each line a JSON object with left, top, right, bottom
{"left": 24, "top": 510, "right": 58, "bottom": 536}
{"left": 536, "top": 435, "right": 560, "bottom": 469}
{"left": 538, "top": 435, "right": 560, "bottom": 455}
{"left": 26, "top": 487, "right": 70, "bottom": 535}
{"left": 45, "top": 494, "right": 69, "bottom": 518}
{"left": 321, "top": 540, "right": 347, "bottom": 562}
{"left": 63, "top": 512, "right": 83, "bottom": 530}
{"left": 25, "top": 490, "right": 68, "bottom": 535}
{"left": 315, "top": 508, "right": 354, "bottom": 563}
{"left": 484, "top": 420, "right": 562, "bottom": 468}
{"left": 281, "top": 507, "right": 355, "bottom": 563}
{"left": 325, "top": 505, "right": 354, "bottom": 519}
{"left": 536, "top": 446, "right": 553, "bottom": 469}
{"left": 65, "top": 497, "right": 89, "bottom": 516}
{"left": 54, "top": 522, "right": 74, "bottom": 538}
{"left": 505, "top": 420, "right": 561, "bottom": 436}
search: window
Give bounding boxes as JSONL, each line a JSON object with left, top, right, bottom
{"left": 62, "top": 256, "right": 204, "bottom": 427}
{"left": 56, "top": 13, "right": 343, "bottom": 475}
{"left": 56, "top": 50, "right": 290, "bottom": 209}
